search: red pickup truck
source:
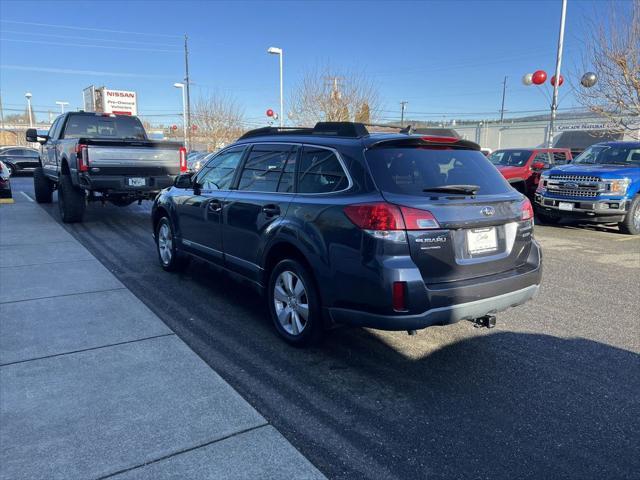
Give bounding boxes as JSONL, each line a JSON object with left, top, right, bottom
{"left": 488, "top": 148, "right": 573, "bottom": 196}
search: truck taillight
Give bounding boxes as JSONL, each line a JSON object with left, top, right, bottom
{"left": 179, "top": 147, "right": 187, "bottom": 173}
{"left": 76, "top": 144, "right": 89, "bottom": 172}
{"left": 521, "top": 197, "right": 534, "bottom": 221}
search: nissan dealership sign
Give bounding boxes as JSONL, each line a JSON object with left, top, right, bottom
{"left": 83, "top": 86, "right": 138, "bottom": 115}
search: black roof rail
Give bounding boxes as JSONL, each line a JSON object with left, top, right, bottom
{"left": 238, "top": 122, "right": 372, "bottom": 140}
{"left": 237, "top": 126, "right": 314, "bottom": 140}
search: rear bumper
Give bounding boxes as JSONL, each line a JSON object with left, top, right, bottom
{"left": 534, "top": 193, "right": 629, "bottom": 222}
{"left": 329, "top": 242, "right": 542, "bottom": 331}
{"left": 330, "top": 284, "right": 539, "bottom": 330}
{"left": 77, "top": 174, "right": 176, "bottom": 196}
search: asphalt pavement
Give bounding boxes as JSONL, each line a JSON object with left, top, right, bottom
{"left": 5, "top": 176, "right": 640, "bottom": 479}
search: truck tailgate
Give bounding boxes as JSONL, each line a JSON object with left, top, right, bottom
{"left": 87, "top": 146, "right": 181, "bottom": 175}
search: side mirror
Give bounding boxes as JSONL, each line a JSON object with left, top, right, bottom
{"left": 174, "top": 173, "right": 193, "bottom": 189}
{"left": 25, "top": 128, "right": 39, "bottom": 143}
{"left": 532, "top": 161, "right": 546, "bottom": 171}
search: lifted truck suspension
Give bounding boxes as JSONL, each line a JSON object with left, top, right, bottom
{"left": 473, "top": 315, "right": 496, "bottom": 329}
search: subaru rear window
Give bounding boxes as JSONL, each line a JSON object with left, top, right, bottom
{"left": 366, "top": 148, "right": 512, "bottom": 196}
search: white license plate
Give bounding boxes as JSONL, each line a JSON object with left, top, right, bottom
{"left": 558, "top": 202, "right": 574, "bottom": 211}
{"left": 467, "top": 227, "right": 498, "bottom": 255}
{"left": 127, "top": 177, "right": 146, "bottom": 187}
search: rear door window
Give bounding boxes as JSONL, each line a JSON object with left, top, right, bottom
{"left": 298, "top": 146, "right": 349, "bottom": 194}
{"left": 552, "top": 151, "right": 569, "bottom": 164}
{"left": 237, "top": 144, "right": 298, "bottom": 193}
{"left": 532, "top": 152, "right": 552, "bottom": 166}
{"left": 366, "top": 148, "right": 512, "bottom": 196}
{"left": 488, "top": 149, "right": 532, "bottom": 167}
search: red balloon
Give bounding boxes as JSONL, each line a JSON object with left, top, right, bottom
{"left": 266, "top": 109, "right": 274, "bottom": 117}
{"left": 191, "top": 124, "right": 198, "bottom": 131}
{"left": 551, "top": 74, "right": 564, "bottom": 86}
{"left": 171, "top": 124, "right": 177, "bottom": 130}
{"left": 532, "top": 70, "right": 547, "bottom": 85}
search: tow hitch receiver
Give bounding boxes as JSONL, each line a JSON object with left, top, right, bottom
{"left": 474, "top": 315, "right": 496, "bottom": 329}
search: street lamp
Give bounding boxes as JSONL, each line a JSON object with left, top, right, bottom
{"left": 267, "top": 46, "right": 283, "bottom": 128}
{"left": 55, "top": 101, "right": 69, "bottom": 114}
{"left": 173, "top": 82, "right": 188, "bottom": 151}
{"left": 25, "top": 92, "right": 33, "bottom": 127}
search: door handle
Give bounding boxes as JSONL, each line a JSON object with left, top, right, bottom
{"left": 262, "top": 204, "right": 281, "bottom": 216}
{"left": 208, "top": 200, "right": 223, "bottom": 212}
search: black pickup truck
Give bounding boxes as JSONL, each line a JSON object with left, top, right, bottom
{"left": 26, "top": 112, "right": 186, "bottom": 222}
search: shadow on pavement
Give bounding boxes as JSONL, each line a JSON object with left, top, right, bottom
{"left": 37, "top": 196, "right": 639, "bottom": 480}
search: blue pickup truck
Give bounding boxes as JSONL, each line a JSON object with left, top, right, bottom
{"left": 534, "top": 141, "right": 640, "bottom": 235}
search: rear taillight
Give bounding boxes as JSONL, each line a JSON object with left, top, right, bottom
{"left": 392, "top": 281, "right": 407, "bottom": 312}
{"left": 399, "top": 206, "right": 440, "bottom": 230}
{"left": 343, "top": 203, "right": 405, "bottom": 231}
{"left": 179, "top": 147, "right": 187, "bottom": 173}
{"left": 76, "top": 144, "right": 88, "bottom": 172}
{"left": 343, "top": 203, "right": 440, "bottom": 240}
{"left": 521, "top": 197, "right": 534, "bottom": 221}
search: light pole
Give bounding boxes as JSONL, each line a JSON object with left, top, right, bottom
{"left": 267, "top": 47, "right": 283, "bottom": 127}
{"left": 55, "top": 101, "right": 69, "bottom": 114}
{"left": 25, "top": 92, "right": 33, "bottom": 127}
{"left": 173, "top": 82, "right": 188, "bottom": 151}
{"left": 548, "top": 0, "right": 568, "bottom": 147}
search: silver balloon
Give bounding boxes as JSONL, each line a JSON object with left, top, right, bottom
{"left": 581, "top": 72, "right": 597, "bottom": 88}
{"left": 522, "top": 73, "right": 534, "bottom": 86}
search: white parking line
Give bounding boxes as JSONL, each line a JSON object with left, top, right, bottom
{"left": 20, "top": 191, "right": 34, "bottom": 202}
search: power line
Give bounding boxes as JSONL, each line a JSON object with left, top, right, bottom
{"left": 0, "top": 20, "right": 183, "bottom": 38}
{"left": 0, "top": 38, "right": 181, "bottom": 53}
{"left": 1, "top": 64, "right": 174, "bottom": 79}
{"left": 0, "top": 30, "right": 181, "bottom": 48}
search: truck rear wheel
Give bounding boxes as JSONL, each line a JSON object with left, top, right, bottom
{"left": 58, "top": 174, "right": 86, "bottom": 223}
{"left": 619, "top": 196, "right": 640, "bottom": 235}
{"left": 33, "top": 167, "right": 53, "bottom": 203}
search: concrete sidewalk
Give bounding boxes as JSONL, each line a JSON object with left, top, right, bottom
{"left": 0, "top": 193, "right": 324, "bottom": 480}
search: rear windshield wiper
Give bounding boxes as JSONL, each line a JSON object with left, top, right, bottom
{"left": 423, "top": 184, "right": 480, "bottom": 195}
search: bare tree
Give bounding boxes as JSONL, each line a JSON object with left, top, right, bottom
{"left": 289, "top": 66, "right": 380, "bottom": 126}
{"left": 191, "top": 93, "right": 245, "bottom": 150}
{"left": 574, "top": 0, "right": 640, "bottom": 139}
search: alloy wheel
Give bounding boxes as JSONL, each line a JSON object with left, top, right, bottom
{"left": 273, "top": 270, "right": 309, "bottom": 336}
{"left": 158, "top": 222, "right": 173, "bottom": 266}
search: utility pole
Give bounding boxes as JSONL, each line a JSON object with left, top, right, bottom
{"left": 548, "top": 0, "right": 568, "bottom": 147}
{"left": 0, "top": 90, "right": 5, "bottom": 131}
{"left": 499, "top": 76, "right": 507, "bottom": 123}
{"left": 184, "top": 34, "right": 192, "bottom": 151}
{"left": 400, "top": 101, "right": 408, "bottom": 127}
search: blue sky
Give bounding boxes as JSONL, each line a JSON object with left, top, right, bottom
{"left": 0, "top": 0, "right": 616, "bottom": 126}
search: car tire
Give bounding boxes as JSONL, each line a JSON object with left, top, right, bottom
{"left": 536, "top": 212, "right": 561, "bottom": 225}
{"left": 57, "top": 174, "right": 86, "bottom": 223}
{"left": 619, "top": 195, "right": 640, "bottom": 235}
{"left": 155, "top": 216, "right": 189, "bottom": 272}
{"left": 268, "top": 259, "right": 323, "bottom": 346}
{"left": 33, "top": 167, "right": 53, "bottom": 203}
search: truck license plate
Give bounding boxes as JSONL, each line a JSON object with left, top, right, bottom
{"left": 467, "top": 227, "right": 498, "bottom": 255}
{"left": 128, "top": 177, "right": 146, "bottom": 187}
{"left": 558, "top": 202, "right": 574, "bottom": 211}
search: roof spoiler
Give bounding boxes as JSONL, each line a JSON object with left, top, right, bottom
{"left": 368, "top": 136, "right": 481, "bottom": 151}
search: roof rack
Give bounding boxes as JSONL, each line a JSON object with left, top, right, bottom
{"left": 238, "top": 122, "right": 372, "bottom": 140}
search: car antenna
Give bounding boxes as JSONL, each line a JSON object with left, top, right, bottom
{"left": 399, "top": 125, "right": 412, "bottom": 135}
